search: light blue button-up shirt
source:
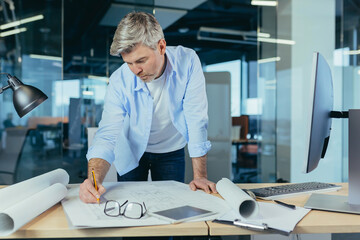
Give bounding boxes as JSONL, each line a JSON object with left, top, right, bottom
{"left": 86, "top": 45, "right": 211, "bottom": 176}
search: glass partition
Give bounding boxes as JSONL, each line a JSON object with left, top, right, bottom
{"left": 341, "top": 0, "right": 360, "bottom": 181}
{"left": 275, "top": 0, "right": 347, "bottom": 183}
{"left": 0, "top": 0, "right": 63, "bottom": 184}
{"left": 0, "top": 0, "right": 281, "bottom": 185}
{"left": 257, "top": 4, "right": 277, "bottom": 183}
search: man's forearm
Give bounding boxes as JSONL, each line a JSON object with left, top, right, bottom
{"left": 191, "top": 154, "right": 207, "bottom": 179}
{"left": 88, "top": 158, "right": 111, "bottom": 184}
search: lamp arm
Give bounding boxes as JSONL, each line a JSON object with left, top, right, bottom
{"left": 0, "top": 72, "right": 13, "bottom": 94}
{"left": 0, "top": 84, "right": 11, "bottom": 94}
{"left": 0, "top": 72, "right": 11, "bottom": 77}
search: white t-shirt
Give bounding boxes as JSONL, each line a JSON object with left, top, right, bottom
{"left": 145, "top": 56, "right": 187, "bottom": 153}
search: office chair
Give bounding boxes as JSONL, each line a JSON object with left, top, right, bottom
{"left": 0, "top": 128, "right": 28, "bottom": 184}
{"left": 232, "top": 115, "right": 258, "bottom": 183}
{"left": 232, "top": 115, "right": 249, "bottom": 140}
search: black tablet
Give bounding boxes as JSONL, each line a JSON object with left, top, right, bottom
{"left": 150, "top": 205, "right": 215, "bottom": 224}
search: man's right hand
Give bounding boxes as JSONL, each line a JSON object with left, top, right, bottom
{"left": 79, "top": 178, "right": 106, "bottom": 203}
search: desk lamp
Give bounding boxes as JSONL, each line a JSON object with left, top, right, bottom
{"left": 0, "top": 73, "right": 48, "bottom": 117}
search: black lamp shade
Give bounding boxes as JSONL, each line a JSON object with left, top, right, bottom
{"left": 3, "top": 74, "right": 48, "bottom": 118}
{"left": 13, "top": 84, "right": 48, "bottom": 117}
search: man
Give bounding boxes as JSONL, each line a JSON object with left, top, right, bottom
{"left": 79, "top": 12, "right": 216, "bottom": 203}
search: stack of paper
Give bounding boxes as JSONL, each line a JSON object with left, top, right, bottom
{"left": 0, "top": 169, "right": 69, "bottom": 236}
{"left": 216, "top": 178, "right": 310, "bottom": 234}
{"left": 62, "top": 180, "right": 229, "bottom": 228}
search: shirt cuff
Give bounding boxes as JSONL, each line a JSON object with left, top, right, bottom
{"left": 188, "top": 140, "right": 211, "bottom": 158}
{"left": 86, "top": 144, "right": 115, "bottom": 165}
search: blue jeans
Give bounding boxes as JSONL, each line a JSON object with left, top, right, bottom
{"left": 117, "top": 148, "right": 185, "bottom": 182}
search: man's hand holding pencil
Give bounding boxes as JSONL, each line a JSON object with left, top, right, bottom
{"left": 79, "top": 177, "right": 106, "bottom": 204}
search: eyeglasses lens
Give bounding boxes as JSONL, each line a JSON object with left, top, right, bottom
{"left": 124, "top": 203, "right": 143, "bottom": 219}
{"left": 104, "top": 201, "right": 120, "bottom": 217}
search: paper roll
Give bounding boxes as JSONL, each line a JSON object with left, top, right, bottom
{"left": 0, "top": 169, "right": 69, "bottom": 236}
{"left": 216, "top": 178, "right": 259, "bottom": 219}
{"left": 0, "top": 168, "right": 69, "bottom": 212}
{"left": 0, "top": 183, "right": 67, "bottom": 236}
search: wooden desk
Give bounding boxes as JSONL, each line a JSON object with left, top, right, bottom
{"left": 0, "top": 184, "right": 208, "bottom": 239}
{"left": 208, "top": 183, "right": 360, "bottom": 236}
{"left": 2, "top": 203, "right": 208, "bottom": 239}
{"left": 232, "top": 139, "right": 258, "bottom": 144}
{"left": 3, "top": 183, "right": 360, "bottom": 238}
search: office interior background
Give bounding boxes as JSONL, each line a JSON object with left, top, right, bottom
{"left": 0, "top": 0, "right": 358, "bottom": 185}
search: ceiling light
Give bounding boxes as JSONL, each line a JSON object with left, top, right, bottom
{"left": 343, "top": 50, "right": 360, "bottom": 55}
{"left": 0, "top": 14, "right": 44, "bottom": 30}
{"left": 258, "top": 32, "right": 271, "bottom": 38}
{"left": 197, "top": 35, "right": 257, "bottom": 45}
{"left": 197, "top": 27, "right": 259, "bottom": 45}
{"left": 199, "top": 26, "right": 258, "bottom": 37}
{"left": 197, "top": 27, "right": 289, "bottom": 46}
{"left": 251, "top": 1, "right": 277, "bottom": 6}
{"left": 88, "top": 75, "right": 109, "bottom": 83}
{"left": 83, "top": 90, "right": 94, "bottom": 96}
{"left": 29, "top": 54, "right": 62, "bottom": 61}
{"left": 178, "top": 27, "right": 189, "bottom": 33}
{"left": 265, "top": 86, "right": 276, "bottom": 90}
{"left": 265, "top": 80, "right": 277, "bottom": 84}
{"left": 258, "top": 37, "right": 295, "bottom": 45}
{"left": 0, "top": 27, "right": 26, "bottom": 37}
{"left": 258, "top": 57, "right": 281, "bottom": 64}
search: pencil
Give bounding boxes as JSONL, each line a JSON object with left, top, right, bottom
{"left": 274, "top": 200, "right": 296, "bottom": 210}
{"left": 91, "top": 170, "right": 100, "bottom": 205}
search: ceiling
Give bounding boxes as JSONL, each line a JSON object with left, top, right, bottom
{"left": 3, "top": 0, "right": 359, "bottom": 78}
{"left": 62, "top": 0, "right": 259, "bottom": 76}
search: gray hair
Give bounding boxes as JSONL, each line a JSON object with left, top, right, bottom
{"left": 110, "top": 12, "right": 164, "bottom": 56}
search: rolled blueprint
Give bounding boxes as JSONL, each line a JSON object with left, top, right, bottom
{"left": 216, "top": 178, "right": 259, "bottom": 219}
{"left": 0, "top": 169, "right": 69, "bottom": 236}
{"left": 0, "top": 168, "right": 69, "bottom": 211}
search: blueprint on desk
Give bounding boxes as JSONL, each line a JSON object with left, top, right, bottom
{"left": 61, "top": 181, "right": 230, "bottom": 228}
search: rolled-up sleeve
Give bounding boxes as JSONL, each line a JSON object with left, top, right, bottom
{"left": 183, "top": 51, "right": 211, "bottom": 157}
{"left": 86, "top": 73, "right": 127, "bottom": 164}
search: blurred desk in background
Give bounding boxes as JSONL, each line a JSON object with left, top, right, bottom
{"left": 232, "top": 139, "right": 259, "bottom": 182}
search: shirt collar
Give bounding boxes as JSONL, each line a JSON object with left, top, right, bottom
{"left": 165, "top": 49, "right": 176, "bottom": 77}
{"left": 134, "top": 52, "right": 173, "bottom": 92}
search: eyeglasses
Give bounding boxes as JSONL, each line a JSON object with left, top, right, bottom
{"left": 104, "top": 200, "right": 147, "bottom": 219}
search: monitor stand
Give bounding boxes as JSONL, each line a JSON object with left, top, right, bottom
{"left": 305, "top": 109, "right": 360, "bottom": 214}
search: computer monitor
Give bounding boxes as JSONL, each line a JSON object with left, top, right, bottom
{"left": 304, "top": 52, "right": 360, "bottom": 213}
{"left": 303, "top": 52, "right": 333, "bottom": 173}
